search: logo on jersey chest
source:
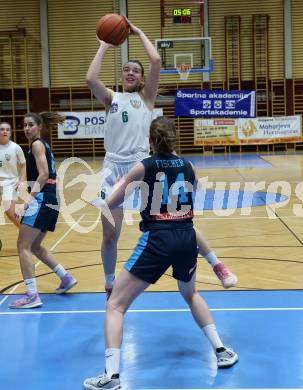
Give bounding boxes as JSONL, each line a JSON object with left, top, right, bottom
{"left": 5, "top": 154, "right": 11, "bottom": 161}
{"left": 130, "top": 98, "right": 142, "bottom": 109}
{"left": 110, "top": 103, "right": 118, "bottom": 113}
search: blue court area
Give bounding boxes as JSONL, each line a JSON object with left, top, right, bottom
{"left": 1, "top": 290, "right": 303, "bottom": 389}
{"left": 185, "top": 154, "right": 272, "bottom": 169}
{"left": 193, "top": 189, "right": 287, "bottom": 210}
{"left": 128, "top": 188, "right": 287, "bottom": 210}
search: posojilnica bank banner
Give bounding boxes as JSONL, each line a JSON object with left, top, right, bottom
{"left": 57, "top": 109, "right": 163, "bottom": 139}
{"left": 194, "top": 116, "right": 302, "bottom": 145}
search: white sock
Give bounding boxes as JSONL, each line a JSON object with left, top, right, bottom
{"left": 24, "top": 278, "right": 38, "bottom": 295}
{"left": 202, "top": 324, "right": 224, "bottom": 350}
{"left": 105, "top": 348, "right": 120, "bottom": 378}
{"left": 204, "top": 251, "right": 220, "bottom": 267}
{"left": 105, "top": 273, "right": 115, "bottom": 287}
{"left": 53, "top": 264, "right": 67, "bottom": 279}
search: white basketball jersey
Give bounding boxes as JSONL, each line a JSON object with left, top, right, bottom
{"left": 0, "top": 141, "right": 25, "bottom": 180}
{"left": 104, "top": 92, "right": 153, "bottom": 162}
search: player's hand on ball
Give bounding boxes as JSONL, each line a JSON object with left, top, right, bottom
{"left": 96, "top": 36, "right": 117, "bottom": 48}
{"left": 125, "top": 19, "right": 141, "bottom": 35}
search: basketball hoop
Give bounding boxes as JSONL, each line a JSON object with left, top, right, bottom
{"left": 176, "top": 64, "right": 192, "bottom": 81}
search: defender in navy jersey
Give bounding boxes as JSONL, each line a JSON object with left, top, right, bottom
{"left": 9, "top": 112, "right": 77, "bottom": 310}
{"left": 140, "top": 153, "right": 195, "bottom": 231}
{"left": 23, "top": 137, "right": 58, "bottom": 232}
{"left": 128, "top": 152, "right": 198, "bottom": 285}
{"left": 84, "top": 117, "right": 238, "bottom": 390}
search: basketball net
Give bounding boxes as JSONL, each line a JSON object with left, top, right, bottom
{"left": 176, "top": 64, "right": 192, "bottom": 81}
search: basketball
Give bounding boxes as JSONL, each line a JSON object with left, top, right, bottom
{"left": 96, "top": 14, "right": 129, "bottom": 46}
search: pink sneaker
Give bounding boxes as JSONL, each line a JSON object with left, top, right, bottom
{"left": 56, "top": 272, "right": 77, "bottom": 294}
{"left": 9, "top": 293, "right": 42, "bottom": 309}
{"left": 213, "top": 263, "right": 238, "bottom": 288}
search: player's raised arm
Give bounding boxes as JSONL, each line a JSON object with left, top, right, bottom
{"left": 127, "top": 20, "right": 161, "bottom": 109}
{"left": 86, "top": 41, "right": 115, "bottom": 111}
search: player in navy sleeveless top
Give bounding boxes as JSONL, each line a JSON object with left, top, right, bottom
{"left": 26, "top": 138, "right": 56, "bottom": 192}
{"left": 139, "top": 152, "right": 195, "bottom": 232}
{"left": 83, "top": 117, "right": 238, "bottom": 390}
{"left": 9, "top": 112, "right": 77, "bottom": 310}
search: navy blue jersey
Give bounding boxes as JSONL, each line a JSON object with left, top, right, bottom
{"left": 140, "top": 153, "right": 195, "bottom": 231}
{"left": 26, "top": 138, "right": 57, "bottom": 194}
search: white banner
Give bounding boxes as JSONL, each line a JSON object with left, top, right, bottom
{"left": 238, "top": 116, "right": 301, "bottom": 140}
{"left": 58, "top": 111, "right": 106, "bottom": 139}
{"left": 58, "top": 109, "right": 163, "bottom": 139}
{"left": 194, "top": 119, "right": 237, "bottom": 145}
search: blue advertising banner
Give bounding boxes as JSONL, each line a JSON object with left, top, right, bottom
{"left": 174, "top": 90, "right": 256, "bottom": 118}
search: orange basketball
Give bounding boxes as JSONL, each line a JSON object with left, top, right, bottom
{"left": 96, "top": 14, "right": 129, "bottom": 46}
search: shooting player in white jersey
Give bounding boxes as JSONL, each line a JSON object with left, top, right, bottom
{"left": 86, "top": 19, "right": 237, "bottom": 297}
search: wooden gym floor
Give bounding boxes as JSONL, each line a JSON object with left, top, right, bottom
{"left": 1, "top": 152, "right": 303, "bottom": 297}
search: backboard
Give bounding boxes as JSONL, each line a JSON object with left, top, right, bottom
{"left": 155, "top": 36, "right": 214, "bottom": 76}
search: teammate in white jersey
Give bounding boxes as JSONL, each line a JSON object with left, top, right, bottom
{"left": 0, "top": 121, "right": 26, "bottom": 228}
{"left": 86, "top": 20, "right": 237, "bottom": 295}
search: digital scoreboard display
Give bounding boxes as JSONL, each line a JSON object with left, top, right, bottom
{"left": 172, "top": 8, "right": 192, "bottom": 24}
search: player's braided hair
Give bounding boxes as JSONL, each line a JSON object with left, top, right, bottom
{"left": 24, "top": 112, "right": 65, "bottom": 132}
{"left": 150, "top": 116, "right": 176, "bottom": 153}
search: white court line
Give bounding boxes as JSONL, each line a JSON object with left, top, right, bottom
{"left": 0, "top": 214, "right": 85, "bottom": 307}
{"left": 1, "top": 306, "right": 303, "bottom": 315}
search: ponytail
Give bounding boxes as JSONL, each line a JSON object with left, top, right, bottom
{"left": 39, "top": 112, "right": 65, "bottom": 131}
{"left": 150, "top": 116, "right": 176, "bottom": 153}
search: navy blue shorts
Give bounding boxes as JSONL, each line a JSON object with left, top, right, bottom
{"left": 21, "top": 191, "right": 59, "bottom": 233}
{"left": 125, "top": 228, "right": 198, "bottom": 284}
